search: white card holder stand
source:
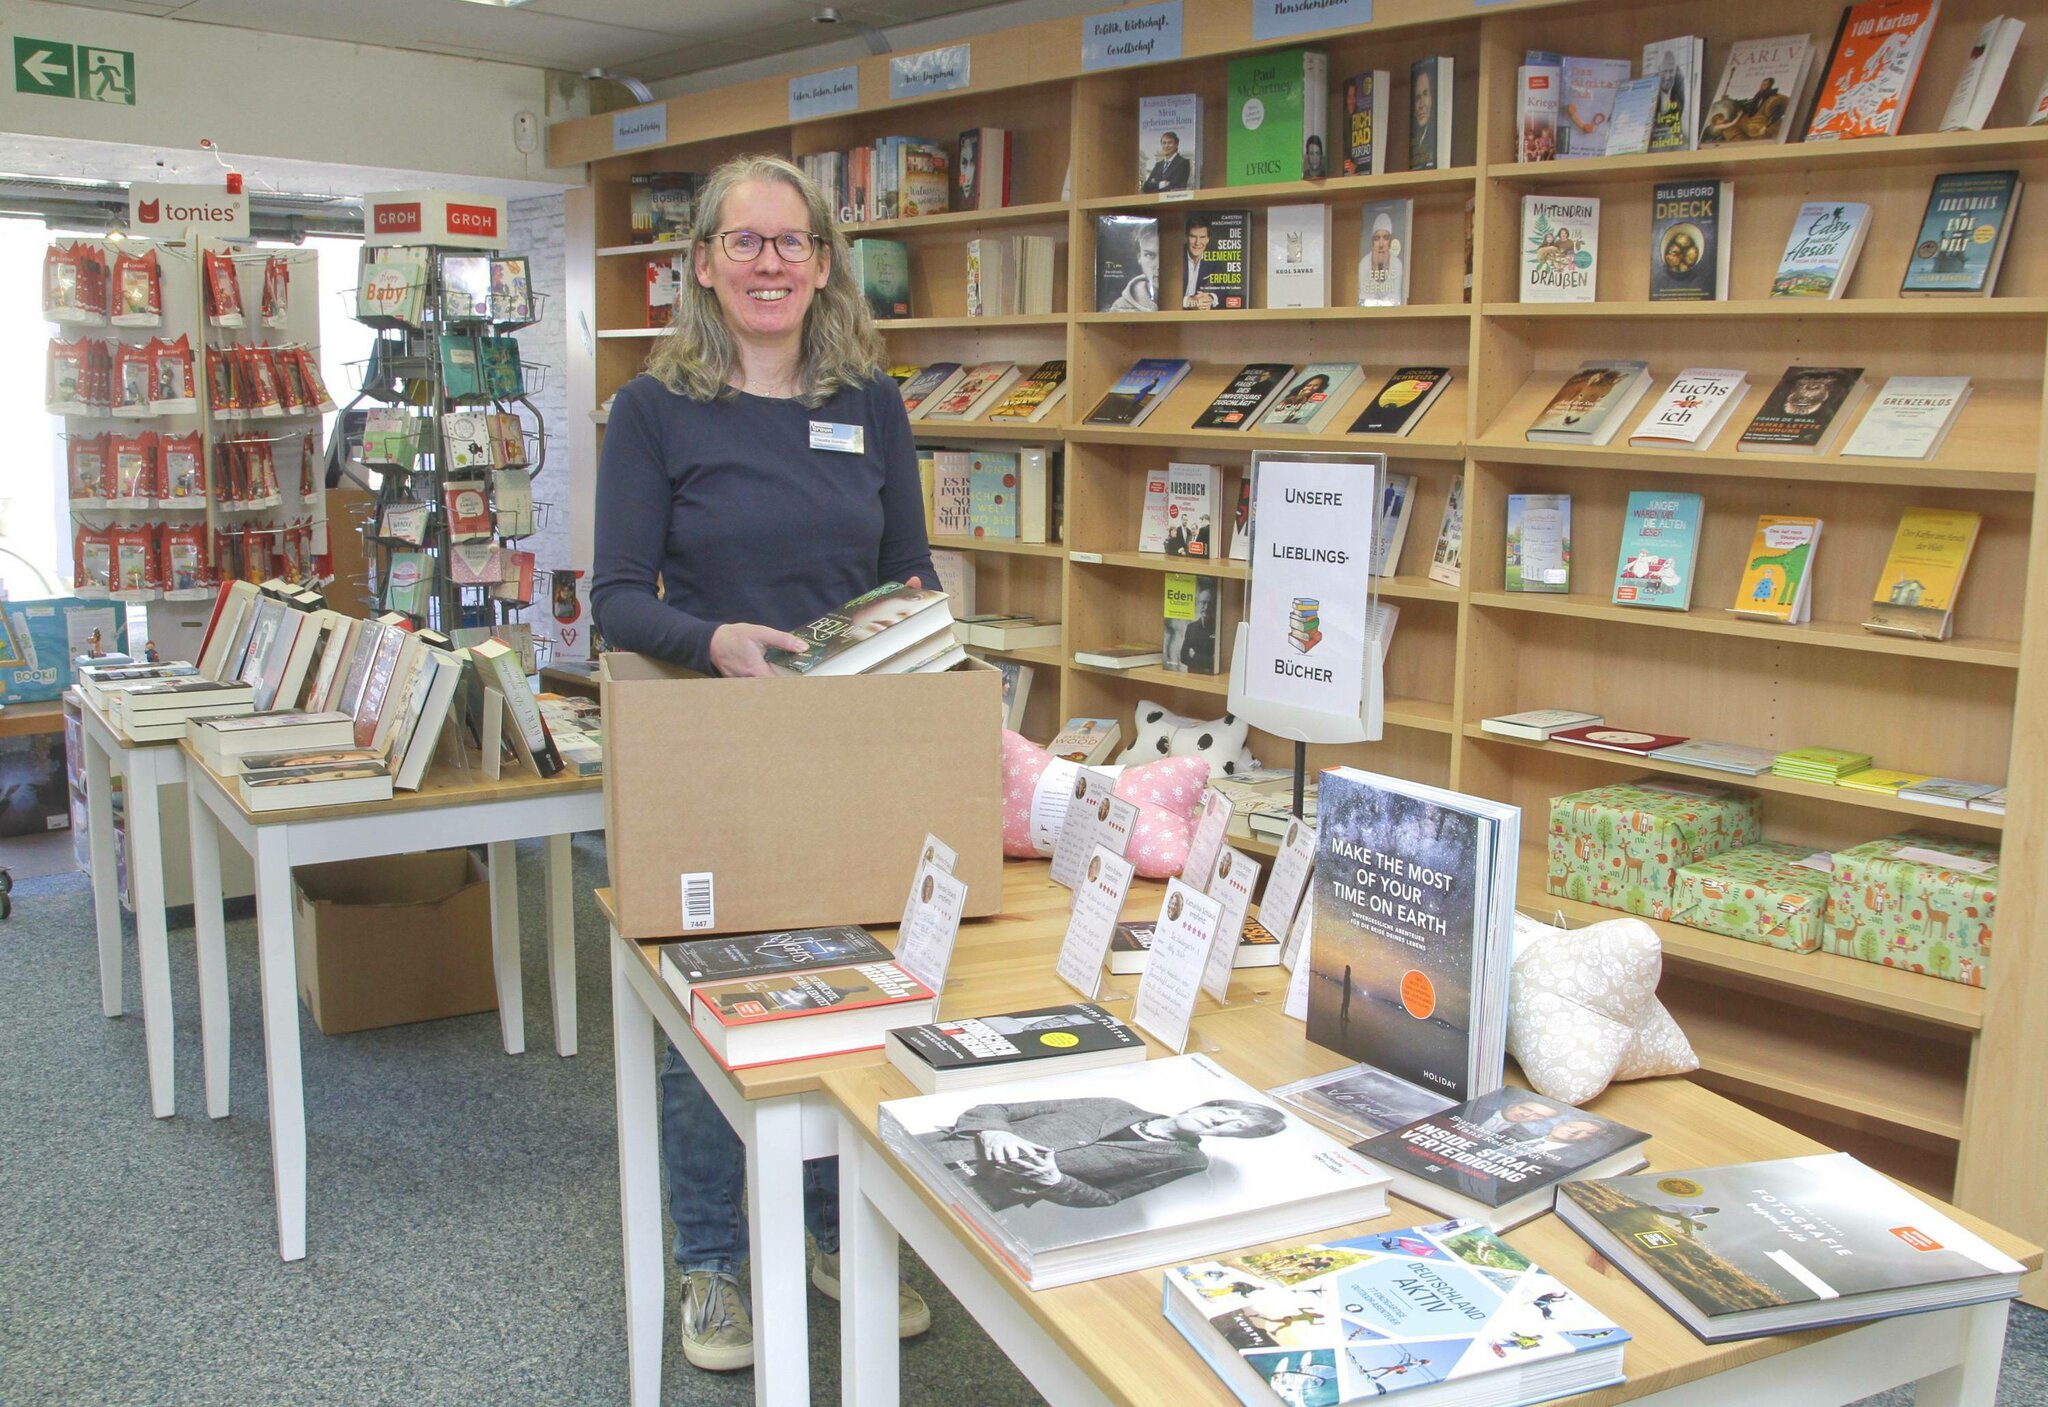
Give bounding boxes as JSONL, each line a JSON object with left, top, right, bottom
{"left": 480, "top": 686, "right": 507, "bottom": 780}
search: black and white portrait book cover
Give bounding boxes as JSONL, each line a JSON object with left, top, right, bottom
{"left": 878, "top": 1054, "right": 1385, "bottom": 1275}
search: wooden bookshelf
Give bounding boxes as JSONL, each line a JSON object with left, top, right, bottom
{"left": 562, "top": 0, "right": 2048, "bottom": 1295}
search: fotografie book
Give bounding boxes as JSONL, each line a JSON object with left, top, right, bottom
{"left": 1806, "top": 0, "right": 1940, "bottom": 141}
{"left": 690, "top": 962, "right": 938, "bottom": 1070}
{"left": 885, "top": 1003, "right": 1145, "bottom": 1094}
{"left": 1939, "top": 17, "right": 2025, "bottom": 132}
{"left": 1701, "top": 35, "right": 1813, "bottom": 143}
{"left": 1557, "top": 1153, "right": 2023, "bottom": 1342}
{"left": 1644, "top": 35, "right": 1706, "bottom": 150}
{"left": 1611, "top": 491, "right": 1704, "bottom": 611}
{"left": 1264, "top": 203, "right": 1331, "bottom": 310}
{"left": 1341, "top": 70, "right": 1388, "bottom": 175}
{"left": 1429, "top": 476, "right": 1464, "bottom": 587}
{"left": 1557, "top": 57, "right": 1631, "bottom": 158}
{"left": 1841, "top": 375, "right": 1973, "bottom": 458}
{"left": 1506, "top": 494, "right": 1572, "bottom": 593}
{"left": 1526, "top": 360, "right": 1651, "bottom": 445}
{"left": 1864, "top": 506, "right": 1981, "bottom": 640}
{"left": 1193, "top": 364, "right": 1293, "bottom": 431}
{"left": 1306, "top": 767, "right": 1519, "bottom": 1102}
{"left": 1355, "top": 1087, "right": 1649, "bottom": 1231}
{"left": 1087, "top": 358, "right": 1191, "bottom": 427}
{"left": 1730, "top": 516, "right": 1824, "bottom": 624}
{"left": 1771, "top": 201, "right": 1872, "bottom": 297}
{"left": 1348, "top": 367, "right": 1452, "bottom": 437}
{"left": 1257, "top": 363, "right": 1363, "bottom": 434}
{"left": 1901, "top": 170, "right": 2022, "bottom": 297}
{"left": 1226, "top": 49, "right": 1328, "bottom": 186}
{"left": 1519, "top": 195, "right": 1599, "bottom": 302}
{"left": 1628, "top": 368, "right": 1748, "bottom": 449}
{"left": 1094, "top": 214, "right": 1160, "bottom": 312}
{"left": 1355, "top": 199, "right": 1412, "bottom": 307}
{"left": 1409, "top": 56, "right": 1453, "bottom": 171}
{"left": 1737, "top": 366, "right": 1869, "bottom": 455}
{"left": 876, "top": 1053, "right": 1388, "bottom": 1289}
{"left": 1518, "top": 63, "right": 1560, "bottom": 163}
{"left": 1649, "top": 180, "right": 1733, "bottom": 301}
{"left": 1139, "top": 93, "right": 1202, "bottom": 193}
{"left": 1182, "top": 209, "right": 1249, "bottom": 311}
{"left": 659, "top": 927, "right": 894, "bottom": 986}
{"left": 1164, "top": 1219, "right": 1628, "bottom": 1404}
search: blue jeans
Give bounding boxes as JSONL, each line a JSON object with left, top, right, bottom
{"left": 660, "top": 1041, "right": 839, "bottom": 1273}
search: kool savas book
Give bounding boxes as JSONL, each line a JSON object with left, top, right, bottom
{"left": 1355, "top": 1088, "right": 1648, "bottom": 1232}
{"left": 1556, "top": 1153, "right": 2023, "bottom": 1341}
{"left": 689, "top": 962, "right": 937, "bottom": 1069}
{"left": 659, "top": 926, "right": 893, "bottom": 985}
{"left": 1307, "top": 768, "right": 1518, "bottom": 1103}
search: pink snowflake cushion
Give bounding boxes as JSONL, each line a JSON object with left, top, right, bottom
{"left": 1000, "top": 730, "right": 1207, "bottom": 877}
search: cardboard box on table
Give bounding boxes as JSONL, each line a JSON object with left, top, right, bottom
{"left": 1823, "top": 832, "right": 1999, "bottom": 986}
{"left": 1546, "top": 779, "right": 1763, "bottom": 920}
{"left": 293, "top": 850, "right": 497, "bottom": 1034}
{"left": 601, "top": 653, "right": 1005, "bottom": 939}
{"left": 1671, "top": 840, "right": 1834, "bottom": 953}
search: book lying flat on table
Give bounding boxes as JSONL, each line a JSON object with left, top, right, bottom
{"left": 189, "top": 709, "right": 353, "bottom": 772}
{"left": 1548, "top": 724, "right": 1688, "bottom": 755}
{"left": 765, "top": 583, "right": 955, "bottom": 677}
{"left": 1073, "top": 644, "right": 1163, "bottom": 669}
{"left": 885, "top": 1003, "right": 1146, "bottom": 1093}
{"left": 1480, "top": 708, "right": 1602, "bottom": 742}
{"left": 690, "top": 962, "right": 938, "bottom": 1070}
{"left": 877, "top": 1053, "right": 1388, "bottom": 1289}
{"left": 659, "top": 926, "right": 893, "bottom": 986}
{"left": 1353, "top": 1086, "right": 1649, "bottom": 1232}
{"left": 1557, "top": 1153, "right": 2024, "bottom": 1342}
{"left": 236, "top": 746, "right": 392, "bottom": 811}
{"left": 1164, "top": 1218, "right": 1628, "bottom": 1406}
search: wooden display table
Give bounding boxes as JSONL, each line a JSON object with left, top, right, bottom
{"left": 602, "top": 863, "right": 1280, "bottom": 1407}
{"left": 825, "top": 994, "right": 2042, "bottom": 1407}
{"left": 181, "top": 744, "right": 603, "bottom": 1261}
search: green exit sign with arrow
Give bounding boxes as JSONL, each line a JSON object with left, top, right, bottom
{"left": 14, "top": 37, "right": 135, "bottom": 105}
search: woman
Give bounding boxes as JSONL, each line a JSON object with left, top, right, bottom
{"left": 591, "top": 153, "right": 936, "bottom": 1373}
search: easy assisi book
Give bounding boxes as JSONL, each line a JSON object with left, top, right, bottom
{"left": 1771, "top": 201, "right": 1872, "bottom": 297}
{"left": 1520, "top": 195, "right": 1599, "bottom": 302}
{"left": 1612, "top": 491, "right": 1704, "bottom": 610}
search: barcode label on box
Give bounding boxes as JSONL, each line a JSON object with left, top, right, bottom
{"left": 679, "top": 872, "right": 716, "bottom": 931}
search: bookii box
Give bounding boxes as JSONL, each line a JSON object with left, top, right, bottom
{"left": 364, "top": 190, "right": 508, "bottom": 250}
{"left": 1547, "top": 779, "right": 1763, "bottom": 919}
{"left": 1671, "top": 840, "right": 1834, "bottom": 953}
{"left": 1822, "top": 832, "right": 1998, "bottom": 986}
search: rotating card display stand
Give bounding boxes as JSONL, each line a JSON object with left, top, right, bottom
{"left": 1227, "top": 450, "right": 1387, "bottom": 822}
{"left": 330, "top": 248, "right": 551, "bottom": 637}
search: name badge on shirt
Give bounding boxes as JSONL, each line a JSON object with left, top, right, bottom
{"left": 809, "top": 421, "right": 865, "bottom": 454}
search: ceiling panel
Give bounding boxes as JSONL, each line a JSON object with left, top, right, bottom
{"left": 174, "top": 0, "right": 683, "bottom": 68}
{"left": 49, "top": 0, "right": 193, "bottom": 15}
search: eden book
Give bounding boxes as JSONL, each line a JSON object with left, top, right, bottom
{"left": 1192, "top": 364, "right": 1292, "bottom": 431}
{"left": 1771, "top": 201, "right": 1872, "bottom": 297}
{"left": 1612, "top": 491, "right": 1704, "bottom": 610}
{"left": 1226, "top": 49, "right": 1329, "bottom": 186}
{"left": 884, "top": 1003, "right": 1145, "bottom": 1094}
{"left": 1901, "top": 170, "right": 2022, "bottom": 296}
{"left": 1649, "top": 181, "right": 1733, "bottom": 301}
{"left": 1556, "top": 1153, "right": 2023, "bottom": 1342}
{"left": 1737, "top": 366, "right": 1869, "bottom": 454}
{"left": 1354, "top": 1088, "right": 1649, "bottom": 1232}
{"left": 1519, "top": 195, "right": 1599, "bottom": 302}
{"left": 1162, "top": 572, "right": 1226, "bottom": 674}
{"left": 1307, "top": 768, "right": 1519, "bottom": 1102}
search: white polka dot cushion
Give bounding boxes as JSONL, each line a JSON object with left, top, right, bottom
{"left": 1117, "top": 700, "right": 1258, "bottom": 779}
{"left": 1505, "top": 910, "right": 1699, "bottom": 1106}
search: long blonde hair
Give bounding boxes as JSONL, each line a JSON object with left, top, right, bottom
{"left": 644, "top": 154, "right": 884, "bottom": 407}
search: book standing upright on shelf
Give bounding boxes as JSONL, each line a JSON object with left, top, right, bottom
{"left": 1094, "top": 215, "right": 1160, "bottom": 313}
{"left": 1771, "top": 201, "right": 1872, "bottom": 297}
{"left": 1644, "top": 35, "right": 1705, "bottom": 150}
{"left": 1518, "top": 62, "right": 1560, "bottom": 162}
{"left": 1731, "top": 516, "right": 1823, "bottom": 624}
{"left": 1901, "top": 170, "right": 2022, "bottom": 296}
{"left": 1264, "top": 204, "right": 1331, "bottom": 310}
{"left": 1355, "top": 200, "right": 1412, "bottom": 307}
{"left": 1557, "top": 57, "right": 1631, "bottom": 158}
{"left": 1864, "top": 507, "right": 1981, "bottom": 639}
{"left": 1163, "top": 463, "right": 1221, "bottom": 559}
{"left": 1519, "top": 195, "right": 1599, "bottom": 302}
{"left": 1507, "top": 494, "right": 1571, "bottom": 593}
{"left": 1138, "top": 94, "right": 1202, "bottom": 193}
{"left": 1939, "top": 17, "right": 2025, "bottom": 131}
{"left": 1181, "top": 210, "right": 1248, "bottom": 311}
{"left": 1226, "top": 49, "right": 1327, "bottom": 185}
{"left": 1340, "top": 70, "right": 1388, "bottom": 175}
{"left": 1409, "top": 56, "right": 1453, "bottom": 170}
{"left": 1612, "top": 491, "right": 1704, "bottom": 611}
{"left": 1805, "top": 0, "right": 1941, "bottom": 141}
{"left": 1700, "top": 35, "right": 1813, "bottom": 143}
{"left": 1649, "top": 181, "right": 1732, "bottom": 301}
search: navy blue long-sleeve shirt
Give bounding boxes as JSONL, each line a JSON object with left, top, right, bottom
{"left": 591, "top": 372, "right": 939, "bottom": 675}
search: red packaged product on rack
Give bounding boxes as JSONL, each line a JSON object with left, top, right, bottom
{"left": 74, "top": 523, "right": 114, "bottom": 596}
{"left": 262, "top": 255, "right": 290, "bottom": 328}
{"left": 113, "top": 341, "right": 152, "bottom": 415}
{"left": 110, "top": 432, "right": 160, "bottom": 502}
{"left": 206, "top": 345, "right": 239, "bottom": 414}
{"left": 211, "top": 526, "right": 238, "bottom": 583}
{"left": 111, "top": 247, "right": 162, "bottom": 326}
{"left": 149, "top": 334, "right": 198, "bottom": 408}
{"left": 271, "top": 346, "right": 306, "bottom": 413}
{"left": 288, "top": 346, "right": 337, "bottom": 412}
{"left": 238, "top": 344, "right": 284, "bottom": 416}
{"left": 250, "top": 440, "right": 281, "bottom": 501}
{"left": 69, "top": 432, "right": 111, "bottom": 501}
{"left": 159, "top": 522, "right": 210, "bottom": 594}
{"left": 244, "top": 523, "right": 277, "bottom": 582}
{"left": 43, "top": 242, "right": 101, "bottom": 323}
{"left": 111, "top": 522, "right": 160, "bottom": 593}
{"left": 283, "top": 520, "right": 312, "bottom": 583}
{"left": 300, "top": 431, "right": 318, "bottom": 497}
{"left": 48, "top": 337, "right": 94, "bottom": 411}
{"left": 160, "top": 431, "right": 204, "bottom": 501}
{"left": 203, "top": 247, "right": 245, "bottom": 327}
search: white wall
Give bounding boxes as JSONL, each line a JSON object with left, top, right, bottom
{"left": 0, "top": 0, "right": 580, "bottom": 189}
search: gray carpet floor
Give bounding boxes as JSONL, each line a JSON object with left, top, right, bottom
{"left": 2, "top": 834, "right": 2044, "bottom": 1405}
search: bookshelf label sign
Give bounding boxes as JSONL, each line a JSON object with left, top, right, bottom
{"left": 1251, "top": 0, "right": 1371, "bottom": 41}
{"left": 789, "top": 65, "right": 859, "bottom": 121}
{"left": 612, "top": 104, "right": 668, "bottom": 152}
{"left": 890, "top": 44, "right": 970, "bottom": 100}
{"left": 1082, "top": 1, "right": 1182, "bottom": 72}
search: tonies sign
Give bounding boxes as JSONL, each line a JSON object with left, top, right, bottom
{"left": 363, "top": 189, "right": 507, "bottom": 250}
{"left": 128, "top": 183, "right": 248, "bottom": 237}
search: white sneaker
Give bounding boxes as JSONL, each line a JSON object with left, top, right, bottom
{"left": 810, "top": 1250, "right": 932, "bottom": 1338}
{"left": 680, "top": 1269, "right": 755, "bottom": 1372}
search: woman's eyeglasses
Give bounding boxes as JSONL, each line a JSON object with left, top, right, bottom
{"left": 713, "top": 230, "right": 822, "bottom": 262}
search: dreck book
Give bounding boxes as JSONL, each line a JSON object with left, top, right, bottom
{"left": 1649, "top": 181, "right": 1733, "bottom": 301}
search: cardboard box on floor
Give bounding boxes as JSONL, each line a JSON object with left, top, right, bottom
{"left": 293, "top": 850, "right": 497, "bottom": 1034}
{"left": 601, "top": 653, "right": 1005, "bottom": 939}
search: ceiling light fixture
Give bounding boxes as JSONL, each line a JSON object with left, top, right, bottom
{"left": 813, "top": 5, "right": 840, "bottom": 21}
{"left": 585, "top": 66, "right": 654, "bottom": 102}
{"left": 452, "top": 0, "right": 539, "bottom": 7}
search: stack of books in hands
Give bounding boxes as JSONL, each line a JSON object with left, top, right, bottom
{"left": 765, "top": 583, "right": 963, "bottom": 677}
